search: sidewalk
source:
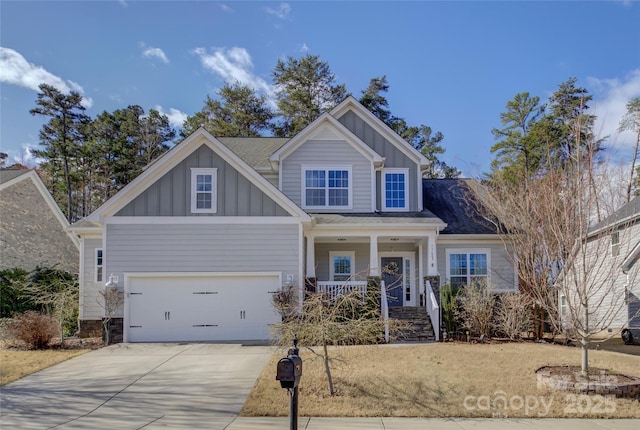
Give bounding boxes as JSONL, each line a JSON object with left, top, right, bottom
{"left": 225, "top": 417, "right": 640, "bottom": 430}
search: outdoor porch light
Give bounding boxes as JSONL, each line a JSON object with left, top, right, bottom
{"left": 104, "top": 274, "right": 118, "bottom": 289}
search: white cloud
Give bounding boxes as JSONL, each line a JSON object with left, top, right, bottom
{"left": 191, "top": 46, "right": 275, "bottom": 104}
{"left": 0, "top": 47, "right": 93, "bottom": 108}
{"left": 154, "top": 105, "right": 188, "bottom": 128}
{"left": 588, "top": 69, "right": 640, "bottom": 151}
{"left": 265, "top": 2, "right": 291, "bottom": 20}
{"left": 142, "top": 46, "right": 169, "bottom": 64}
{"left": 219, "top": 3, "right": 233, "bottom": 13}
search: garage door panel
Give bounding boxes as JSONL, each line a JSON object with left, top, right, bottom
{"left": 126, "top": 275, "right": 280, "bottom": 342}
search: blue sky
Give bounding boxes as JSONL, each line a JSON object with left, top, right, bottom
{"left": 1, "top": 0, "right": 639, "bottom": 176}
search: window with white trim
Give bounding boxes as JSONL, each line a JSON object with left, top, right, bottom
{"left": 329, "top": 251, "right": 355, "bottom": 282}
{"left": 611, "top": 231, "right": 620, "bottom": 257}
{"left": 382, "top": 168, "right": 409, "bottom": 211}
{"left": 446, "top": 249, "right": 490, "bottom": 289}
{"left": 191, "top": 168, "right": 217, "bottom": 213}
{"left": 95, "top": 249, "right": 103, "bottom": 283}
{"left": 560, "top": 295, "right": 568, "bottom": 317}
{"left": 302, "top": 166, "right": 352, "bottom": 209}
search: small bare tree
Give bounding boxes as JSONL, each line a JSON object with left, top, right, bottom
{"left": 272, "top": 278, "right": 397, "bottom": 396}
{"left": 21, "top": 268, "right": 78, "bottom": 344}
{"left": 99, "top": 284, "right": 124, "bottom": 345}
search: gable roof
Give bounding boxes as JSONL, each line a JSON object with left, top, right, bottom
{"left": 83, "top": 128, "right": 311, "bottom": 223}
{"left": 590, "top": 197, "right": 640, "bottom": 235}
{"left": 218, "top": 137, "right": 288, "bottom": 172}
{"left": 0, "top": 169, "right": 31, "bottom": 185}
{"left": 330, "top": 96, "right": 431, "bottom": 169}
{"left": 268, "top": 111, "right": 385, "bottom": 167}
{"left": 0, "top": 169, "right": 79, "bottom": 272}
{"left": 422, "top": 179, "right": 497, "bottom": 235}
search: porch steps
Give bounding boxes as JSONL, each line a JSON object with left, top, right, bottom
{"left": 388, "top": 306, "right": 436, "bottom": 342}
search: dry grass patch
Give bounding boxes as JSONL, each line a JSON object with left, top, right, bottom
{"left": 242, "top": 343, "right": 640, "bottom": 418}
{"left": 1, "top": 349, "right": 89, "bottom": 386}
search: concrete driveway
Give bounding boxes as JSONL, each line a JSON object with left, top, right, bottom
{"left": 0, "top": 343, "right": 275, "bottom": 429}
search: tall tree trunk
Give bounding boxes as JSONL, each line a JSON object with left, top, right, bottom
{"left": 627, "top": 130, "right": 640, "bottom": 203}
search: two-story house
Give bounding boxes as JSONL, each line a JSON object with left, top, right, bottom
{"left": 70, "top": 96, "right": 517, "bottom": 343}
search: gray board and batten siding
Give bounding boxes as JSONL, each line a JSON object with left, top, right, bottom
{"left": 116, "top": 144, "right": 290, "bottom": 217}
{"left": 281, "top": 139, "right": 372, "bottom": 212}
{"left": 337, "top": 110, "right": 421, "bottom": 212}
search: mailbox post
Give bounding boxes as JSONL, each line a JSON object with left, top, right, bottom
{"left": 276, "top": 337, "right": 302, "bottom": 430}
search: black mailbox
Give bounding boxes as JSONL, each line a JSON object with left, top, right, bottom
{"left": 276, "top": 355, "right": 302, "bottom": 389}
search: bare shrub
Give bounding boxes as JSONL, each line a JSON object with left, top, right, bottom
{"left": 7, "top": 311, "right": 58, "bottom": 349}
{"left": 271, "top": 284, "right": 297, "bottom": 322}
{"left": 494, "top": 293, "right": 532, "bottom": 340}
{"left": 455, "top": 281, "right": 495, "bottom": 338}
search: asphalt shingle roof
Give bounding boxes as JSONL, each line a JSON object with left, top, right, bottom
{"left": 422, "top": 179, "right": 496, "bottom": 234}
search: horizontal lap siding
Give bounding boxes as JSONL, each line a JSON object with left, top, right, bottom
{"left": 81, "top": 238, "right": 103, "bottom": 320}
{"left": 105, "top": 223, "right": 300, "bottom": 276}
{"left": 583, "top": 223, "right": 640, "bottom": 330}
{"left": 282, "top": 140, "right": 371, "bottom": 212}
{"left": 437, "top": 241, "right": 517, "bottom": 291}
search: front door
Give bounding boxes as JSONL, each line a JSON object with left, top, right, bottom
{"left": 381, "top": 257, "right": 403, "bottom": 307}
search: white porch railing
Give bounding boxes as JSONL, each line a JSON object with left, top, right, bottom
{"left": 317, "top": 281, "right": 368, "bottom": 302}
{"left": 425, "top": 280, "right": 440, "bottom": 341}
{"left": 381, "top": 280, "right": 389, "bottom": 343}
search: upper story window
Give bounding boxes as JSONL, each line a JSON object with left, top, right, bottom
{"left": 302, "top": 166, "right": 352, "bottom": 209}
{"left": 446, "top": 249, "right": 490, "bottom": 289}
{"left": 382, "top": 168, "right": 409, "bottom": 211}
{"left": 95, "top": 249, "right": 103, "bottom": 283}
{"left": 611, "top": 231, "right": 620, "bottom": 257}
{"left": 191, "top": 168, "right": 217, "bottom": 213}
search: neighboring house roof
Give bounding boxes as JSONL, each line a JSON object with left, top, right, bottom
{"left": 590, "top": 197, "right": 640, "bottom": 234}
{"left": 0, "top": 169, "right": 79, "bottom": 273}
{"left": 422, "top": 179, "right": 496, "bottom": 235}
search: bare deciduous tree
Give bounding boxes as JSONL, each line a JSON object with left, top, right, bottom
{"left": 99, "top": 283, "right": 124, "bottom": 345}
{"left": 271, "top": 278, "right": 401, "bottom": 396}
{"left": 478, "top": 129, "right": 637, "bottom": 374}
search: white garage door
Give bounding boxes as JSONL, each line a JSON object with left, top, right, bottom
{"left": 125, "top": 274, "right": 281, "bottom": 342}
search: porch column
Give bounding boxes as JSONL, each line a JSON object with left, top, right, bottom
{"left": 428, "top": 232, "right": 438, "bottom": 276}
{"left": 305, "top": 234, "right": 316, "bottom": 278}
{"left": 369, "top": 234, "right": 379, "bottom": 276}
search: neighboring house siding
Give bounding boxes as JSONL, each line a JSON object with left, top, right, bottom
{"left": 281, "top": 139, "right": 372, "bottom": 212}
{"left": 117, "top": 144, "right": 290, "bottom": 217}
{"left": 0, "top": 175, "right": 78, "bottom": 273}
{"left": 80, "top": 238, "right": 103, "bottom": 320}
{"left": 337, "top": 111, "right": 420, "bottom": 211}
{"left": 581, "top": 222, "right": 640, "bottom": 330}
{"left": 437, "top": 241, "right": 517, "bottom": 291}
